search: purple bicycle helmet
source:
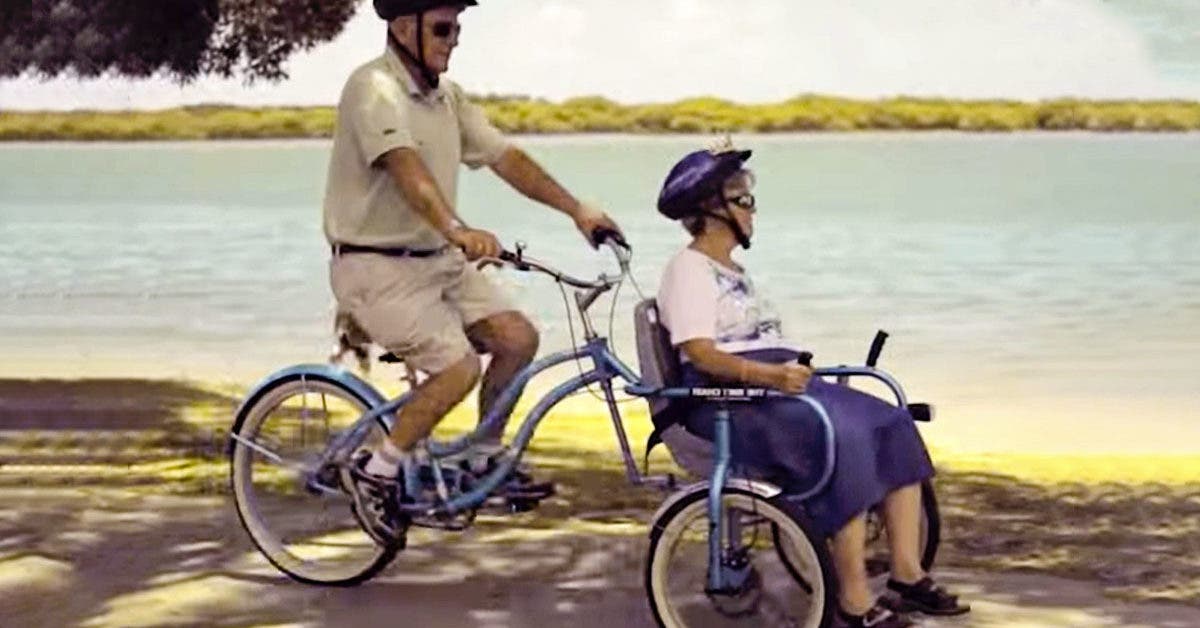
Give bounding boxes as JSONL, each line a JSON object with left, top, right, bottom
{"left": 657, "top": 148, "right": 752, "bottom": 220}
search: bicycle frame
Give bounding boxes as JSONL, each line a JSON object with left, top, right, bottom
{"left": 305, "top": 333, "right": 675, "bottom": 517}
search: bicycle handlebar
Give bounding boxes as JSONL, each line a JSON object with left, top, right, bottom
{"left": 484, "top": 233, "right": 630, "bottom": 290}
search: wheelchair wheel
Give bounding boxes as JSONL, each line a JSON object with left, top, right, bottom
{"left": 646, "top": 488, "right": 835, "bottom": 628}
{"left": 230, "top": 374, "right": 397, "bottom": 586}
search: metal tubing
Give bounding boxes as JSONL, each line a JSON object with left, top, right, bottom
{"left": 425, "top": 347, "right": 592, "bottom": 458}
{"left": 435, "top": 369, "right": 609, "bottom": 514}
{"left": 707, "top": 406, "right": 732, "bottom": 591}
{"left": 814, "top": 366, "right": 908, "bottom": 407}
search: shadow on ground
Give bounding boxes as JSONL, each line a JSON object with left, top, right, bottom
{"left": 0, "top": 379, "right": 233, "bottom": 431}
{"left": 2, "top": 380, "right": 1200, "bottom": 626}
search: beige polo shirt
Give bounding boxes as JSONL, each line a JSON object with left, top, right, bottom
{"left": 323, "top": 44, "right": 510, "bottom": 249}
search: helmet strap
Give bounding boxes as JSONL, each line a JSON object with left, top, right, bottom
{"left": 704, "top": 207, "right": 751, "bottom": 250}
{"left": 387, "top": 14, "right": 441, "bottom": 90}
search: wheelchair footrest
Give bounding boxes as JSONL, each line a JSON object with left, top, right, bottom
{"left": 907, "top": 403, "right": 934, "bottom": 422}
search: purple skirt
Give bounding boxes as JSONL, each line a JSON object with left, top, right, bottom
{"left": 679, "top": 349, "right": 935, "bottom": 536}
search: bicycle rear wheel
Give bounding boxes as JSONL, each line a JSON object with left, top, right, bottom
{"left": 230, "top": 374, "right": 397, "bottom": 586}
{"left": 646, "top": 489, "right": 835, "bottom": 628}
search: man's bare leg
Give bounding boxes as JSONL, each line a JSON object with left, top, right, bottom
{"left": 388, "top": 352, "right": 482, "bottom": 450}
{"left": 361, "top": 351, "right": 481, "bottom": 478}
{"left": 342, "top": 352, "right": 481, "bottom": 544}
{"left": 465, "top": 311, "right": 539, "bottom": 443}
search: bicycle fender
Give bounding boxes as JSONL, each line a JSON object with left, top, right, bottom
{"left": 648, "top": 479, "right": 783, "bottom": 533}
{"left": 229, "top": 364, "right": 387, "bottom": 451}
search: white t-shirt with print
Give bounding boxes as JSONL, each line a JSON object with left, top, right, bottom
{"left": 656, "top": 248, "right": 803, "bottom": 361}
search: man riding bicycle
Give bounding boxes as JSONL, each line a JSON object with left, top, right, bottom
{"left": 323, "top": 0, "right": 623, "bottom": 544}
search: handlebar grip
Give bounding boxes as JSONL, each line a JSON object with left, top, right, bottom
{"left": 796, "top": 351, "right": 813, "bottom": 367}
{"left": 866, "top": 330, "right": 889, "bottom": 367}
{"left": 497, "top": 250, "right": 531, "bottom": 271}
{"left": 590, "top": 227, "right": 629, "bottom": 250}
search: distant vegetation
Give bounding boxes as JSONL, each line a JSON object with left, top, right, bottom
{"left": 3, "top": 96, "right": 1199, "bottom": 141}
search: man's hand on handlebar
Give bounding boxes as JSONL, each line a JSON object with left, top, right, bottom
{"left": 572, "top": 202, "right": 626, "bottom": 249}
{"left": 448, "top": 225, "right": 503, "bottom": 261}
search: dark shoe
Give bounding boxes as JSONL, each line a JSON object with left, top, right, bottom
{"left": 460, "top": 446, "right": 556, "bottom": 500}
{"left": 503, "top": 466, "right": 556, "bottom": 500}
{"left": 837, "top": 599, "right": 914, "bottom": 628}
{"left": 887, "top": 576, "right": 971, "bottom": 616}
{"left": 340, "top": 450, "right": 405, "bottom": 546}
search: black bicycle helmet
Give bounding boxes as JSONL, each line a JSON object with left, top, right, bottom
{"left": 375, "top": 0, "right": 478, "bottom": 89}
{"left": 374, "top": 0, "right": 477, "bottom": 21}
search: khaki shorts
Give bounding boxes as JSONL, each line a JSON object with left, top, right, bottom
{"left": 329, "top": 249, "right": 515, "bottom": 374}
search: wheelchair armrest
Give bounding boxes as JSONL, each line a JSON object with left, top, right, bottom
{"left": 814, "top": 365, "right": 909, "bottom": 407}
{"left": 624, "top": 384, "right": 769, "bottom": 402}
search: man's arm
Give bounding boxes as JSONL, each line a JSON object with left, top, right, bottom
{"left": 489, "top": 146, "right": 580, "bottom": 216}
{"left": 489, "top": 146, "right": 622, "bottom": 246}
{"left": 380, "top": 148, "right": 501, "bottom": 260}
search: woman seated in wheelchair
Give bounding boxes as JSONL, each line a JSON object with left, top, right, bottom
{"left": 654, "top": 142, "right": 970, "bottom": 628}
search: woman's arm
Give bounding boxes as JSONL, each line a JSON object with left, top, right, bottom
{"left": 678, "top": 338, "right": 812, "bottom": 394}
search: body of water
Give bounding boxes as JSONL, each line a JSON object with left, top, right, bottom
{"left": 1, "top": 134, "right": 1197, "bottom": 453}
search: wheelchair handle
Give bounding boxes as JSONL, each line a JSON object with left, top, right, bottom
{"left": 866, "top": 330, "right": 889, "bottom": 367}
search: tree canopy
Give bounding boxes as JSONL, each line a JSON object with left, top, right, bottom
{"left": 0, "top": 0, "right": 361, "bottom": 82}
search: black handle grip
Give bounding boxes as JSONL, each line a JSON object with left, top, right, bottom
{"left": 498, "top": 250, "right": 530, "bottom": 271}
{"left": 590, "top": 227, "right": 629, "bottom": 250}
{"left": 866, "top": 330, "right": 889, "bottom": 367}
{"left": 796, "top": 351, "right": 813, "bottom": 367}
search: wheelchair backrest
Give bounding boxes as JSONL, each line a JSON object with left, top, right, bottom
{"left": 635, "top": 298, "right": 735, "bottom": 479}
{"left": 633, "top": 298, "right": 682, "bottom": 417}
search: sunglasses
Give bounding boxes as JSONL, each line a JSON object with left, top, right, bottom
{"left": 430, "top": 21, "right": 461, "bottom": 39}
{"left": 724, "top": 193, "right": 756, "bottom": 212}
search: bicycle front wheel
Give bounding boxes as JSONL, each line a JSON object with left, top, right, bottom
{"left": 646, "top": 489, "right": 835, "bottom": 628}
{"left": 230, "top": 374, "right": 396, "bottom": 586}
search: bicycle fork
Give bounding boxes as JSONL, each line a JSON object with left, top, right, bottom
{"left": 706, "top": 406, "right": 752, "bottom": 594}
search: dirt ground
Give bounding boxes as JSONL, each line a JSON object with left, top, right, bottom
{"left": 2, "top": 378, "right": 1200, "bottom": 626}
{"left": 2, "top": 487, "right": 1200, "bottom": 628}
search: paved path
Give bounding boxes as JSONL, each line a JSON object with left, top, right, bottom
{"left": 2, "top": 489, "right": 1198, "bottom": 628}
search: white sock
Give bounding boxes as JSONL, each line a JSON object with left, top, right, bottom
{"left": 365, "top": 440, "right": 407, "bottom": 478}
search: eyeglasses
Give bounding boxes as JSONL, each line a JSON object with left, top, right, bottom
{"left": 724, "top": 193, "right": 756, "bottom": 213}
{"left": 430, "top": 21, "right": 461, "bottom": 39}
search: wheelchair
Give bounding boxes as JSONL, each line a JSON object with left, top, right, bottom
{"left": 631, "top": 299, "right": 941, "bottom": 627}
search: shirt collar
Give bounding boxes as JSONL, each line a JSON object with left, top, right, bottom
{"left": 383, "top": 43, "right": 447, "bottom": 104}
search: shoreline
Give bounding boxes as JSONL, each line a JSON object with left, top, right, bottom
{"left": 3, "top": 98, "right": 1199, "bottom": 141}
{"left": 2, "top": 129, "right": 1200, "bottom": 148}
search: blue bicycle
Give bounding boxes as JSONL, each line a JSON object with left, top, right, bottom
{"left": 228, "top": 239, "right": 938, "bottom": 627}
